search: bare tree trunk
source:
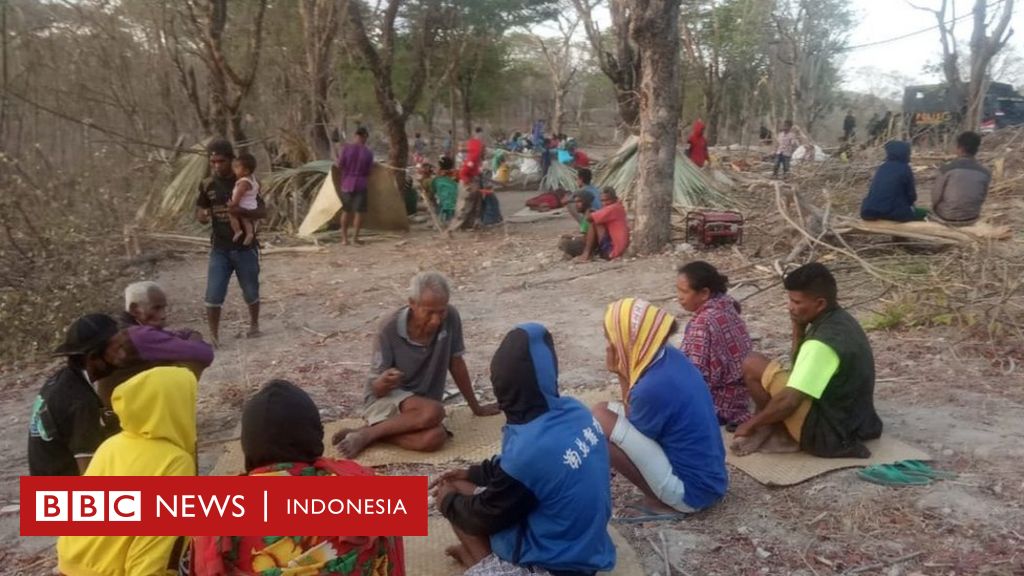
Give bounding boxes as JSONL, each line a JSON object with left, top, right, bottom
{"left": 178, "top": 0, "right": 268, "bottom": 145}
{"left": 965, "top": 0, "right": 1015, "bottom": 131}
{"left": 386, "top": 109, "right": 410, "bottom": 181}
{"left": 343, "top": 0, "right": 440, "bottom": 189}
{"left": 449, "top": 84, "right": 457, "bottom": 144}
{"left": 300, "top": 0, "right": 339, "bottom": 159}
{"left": 0, "top": 0, "right": 8, "bottom": 150}
{"left": 553, "top": 89, "right": 566, "bottom": 135}
{"left": 631, "top": 0, "right": 681, "bottom": 255}
{"left": 460, "top": 85, "right": 472, "bottom": 137}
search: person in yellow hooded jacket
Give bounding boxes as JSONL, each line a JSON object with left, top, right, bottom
{"left": 57, "top": 366, "right": 197, "bottom": 576}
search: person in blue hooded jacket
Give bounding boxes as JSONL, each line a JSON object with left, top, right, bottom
{"left": 434, "top": 323, "right": 615, "bottom": 576}
{"left": 860, "top": 140, "right": 927, "bottom": 222}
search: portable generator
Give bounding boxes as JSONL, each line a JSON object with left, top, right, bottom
{"left": 685, "top": 210, "right": 745, "bottom": 248}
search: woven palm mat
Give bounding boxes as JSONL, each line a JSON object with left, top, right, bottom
{"left": 209, "top": 387, "right": 619, "bottom": 475}
{"left": 723, "top": 430, "right": 931, "bottom": 486}
{"left": 407, "top": 517, "right": 644, "bottom": 576}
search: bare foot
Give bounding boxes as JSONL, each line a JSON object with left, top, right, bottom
{"left": 341, "top": 237, "right": 350, "bottom": 246}
{"left": 353, "top": 238, "right": 365, "bottom": 246}
{"left": 338, "top": 428, "right": 373, "bottom": 458}
{"left": 445, "top": 544, "right": 473, "bottom": 568}
{"left": 730, "top": 425, "right": 773, "bottom": 456}
{"left": 246, "top": 327, "right": 262, "bottom": 339}
{"left": 759, "top": 427, "right": 800, "bottom": 453}
{"left": 331, "top": 427, "right": 357, "bottom": 447}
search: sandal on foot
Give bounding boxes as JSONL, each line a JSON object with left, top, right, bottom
{"left": 856, "top": 464, "right": 931, "bottom": 486}
{"left": 612, "top": 503, "right": 687, "bottom": 524}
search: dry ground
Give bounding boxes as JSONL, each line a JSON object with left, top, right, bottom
{"left": 2, "top": 187, "right": 1022, "bottom": 575}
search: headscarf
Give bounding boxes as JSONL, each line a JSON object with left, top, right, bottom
{"left": 603, "top": 298, "right": 675, "bottom": 389}
{"left": 241, "top": 379, "right": 324, "bottom": 472}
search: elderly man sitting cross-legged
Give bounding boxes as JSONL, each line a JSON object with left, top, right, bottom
{"left": 732, "top": 263, "right": 883, "bottom": 458}
{"left": 335, "top": 271, "right": 500, "bottom": 458}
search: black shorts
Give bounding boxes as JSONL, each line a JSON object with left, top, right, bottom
{"left": 341, "top": 189, "right": 368, "bottom": 214}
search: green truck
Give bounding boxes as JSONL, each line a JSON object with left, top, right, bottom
{"left": 902, "top": 81, "right": 1024, "bottom": 138}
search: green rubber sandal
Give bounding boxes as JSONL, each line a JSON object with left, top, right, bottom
{"left": 856, "top": 464, "right": 932, "bottom": 486}
{"left": 893, "top": 460, "right": 957, "bottom": 480}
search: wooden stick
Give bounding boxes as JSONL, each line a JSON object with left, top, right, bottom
{"left": 414, "top": 178, "right": 446, "bottom": 235}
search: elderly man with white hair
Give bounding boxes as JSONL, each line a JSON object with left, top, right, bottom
{"left": 118, "top": 281, "right": 170, "bottom": 329}
{"left": 98, "top": 281, "right": 213, "bottom": 416}
{"left": 334, "top": 271, "right": 500, "bottom": 458}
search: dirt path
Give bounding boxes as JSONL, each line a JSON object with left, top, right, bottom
{"left": 3, "top": 191, "right": 1023, "bottom": 574}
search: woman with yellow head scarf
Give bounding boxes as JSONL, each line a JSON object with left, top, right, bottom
{"left": 593, "top": 298, "right": 728, "bottom": 518}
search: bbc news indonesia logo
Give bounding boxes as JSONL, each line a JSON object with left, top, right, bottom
{"left": 21, "top": 476, "right": 427, "bottom": 536}
{"left": 36, "top": 490, "right": 141, "bottom": 522}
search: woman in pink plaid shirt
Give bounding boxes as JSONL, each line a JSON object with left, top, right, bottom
{"left": 676, "top": 261, "right": 753, "bottom": 428}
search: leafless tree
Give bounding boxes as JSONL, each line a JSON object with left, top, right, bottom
{"left": 572, "top": 0, "right": 641, "bottom": 132}
{"left": 166, "top": 0, "right": 269, "bottom": 145}
{"left": 911, "top": 0, "right": 1015, "bottom": 131}
{"left": 342, "top": 0, "right": 441, "bottom": 185}
{"left": 532, "top": 8, "right": 580, "bottom": 135}
{"left": 300, "top": 0, "right": 341, "bottom": 159}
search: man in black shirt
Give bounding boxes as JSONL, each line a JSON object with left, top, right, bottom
{"left": 28, "top": 314, "right": 119, "bottom": 475}
{"left": 195, "top": 140, "right": 266, "bottom": 345}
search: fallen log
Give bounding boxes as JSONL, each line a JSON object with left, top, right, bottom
{"left": 836, "top": 218, "right": 1013, "bottom": 244}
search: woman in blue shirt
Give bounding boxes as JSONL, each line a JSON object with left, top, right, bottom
{"left": 592, "top": 298, "right": 728, "bottom": 515}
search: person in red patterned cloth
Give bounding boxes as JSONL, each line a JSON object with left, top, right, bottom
{"left": 448, "top": 127, "right": 486, "bottom": 231}
{"left": 184, "top": 380, "right": 405, "bottom": 576}
{"left": 676, "top": 261, "right": 753, "bottom": 429}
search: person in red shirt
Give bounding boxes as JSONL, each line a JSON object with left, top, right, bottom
{"left": 687, "top": 120, "right": 709, "bottom": 168}
{"left": 448, "top": 127, "right": 486, "bottom": 231}
{"left": 559, "top": 187, "right": 630, "bottom": 261}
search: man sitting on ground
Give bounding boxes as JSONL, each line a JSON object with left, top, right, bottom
{"left": 28, "top": 314, "right": 119, "bottom": 475}
{"left": 562, "top": 167, "right": 601, "bottom": 225}
{"left": 335, "top": 271, "right": 500, "bottom": 458}
{"left": 932, "top": 131, "right": 991, "bottom": 226}
{"left": 732, "top": 263, "right": 883, "bottom": 458}
{"left": 557, "top": 189, "right": 598, "bottom": 257}
{"left": 435, "top": 323, "right": 615, "bottom": 576}
{"left": 559, "top": 187, "right": 630, "bottom": 262}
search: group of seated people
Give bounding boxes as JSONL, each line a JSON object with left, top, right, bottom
{"left": 860, "top": 130, "right": 992, "bottom": 226}
{"left": 33, "top": 263, "right": 882, "bottom": 576}
{"left": 555, "top": 169, "right": 632, "bottom": 262}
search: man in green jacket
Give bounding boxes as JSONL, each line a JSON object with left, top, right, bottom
{"left": 732, "top": 263, "right": 883, "bottom": 458}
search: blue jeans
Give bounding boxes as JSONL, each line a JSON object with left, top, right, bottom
{"left": 773, "top": 154, "right": 791, "bottom": 176}
{"left": 205, "top": 248, "right": 260, "bottom": 307}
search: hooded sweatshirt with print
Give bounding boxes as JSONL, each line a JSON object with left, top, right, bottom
{"left": 58, "top": 366, "right": 197, "bottom": 576}
{"left": 861, "top": 141, "right": 919, "bottom": 222}
{"left": 440, "top": 324, "right": 615, "bottom": 575}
